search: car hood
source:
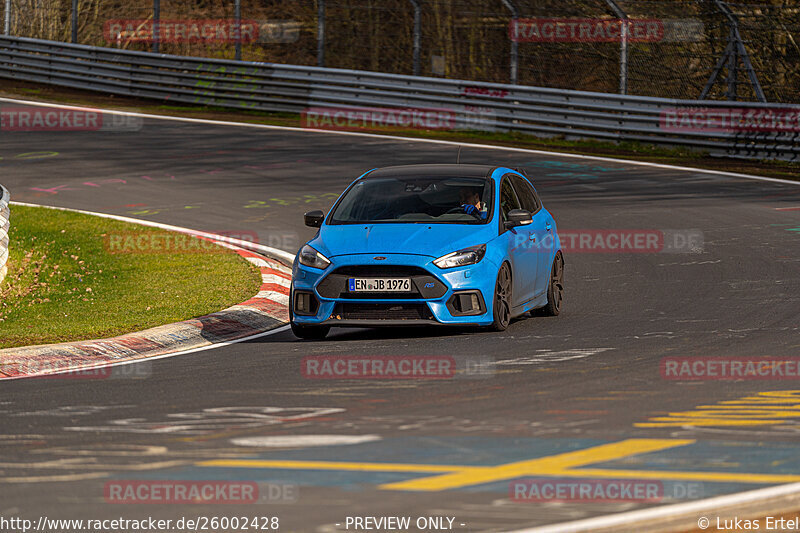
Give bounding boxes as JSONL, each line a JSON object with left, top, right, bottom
{"left": 310, "top": 223, "right": 494, "bottom": 259}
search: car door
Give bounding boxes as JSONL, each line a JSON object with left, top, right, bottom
{"left": 500, "top": 175, "right": 537, "bottom": 307}
{"left": 510, "top": 174, "right": 549, "bottom": 299}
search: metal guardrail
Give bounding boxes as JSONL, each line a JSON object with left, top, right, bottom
{"left": 0, "top": 35, "right": 798, "bottom": 161}
{"left": 0, "top": 184, "right": 10, "bottom": 287}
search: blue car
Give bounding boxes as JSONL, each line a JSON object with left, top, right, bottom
{"left": 290, "top": 164, "right": 564, "bottom": 339}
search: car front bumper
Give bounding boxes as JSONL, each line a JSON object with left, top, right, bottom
{"left": 291, "top": 253, "right": 498, "bottom": 327}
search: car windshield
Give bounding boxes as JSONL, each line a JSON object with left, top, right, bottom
{"left": 329, "top": 176, "right": 493, "bottom": 224}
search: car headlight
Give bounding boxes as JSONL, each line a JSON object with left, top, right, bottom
{"left": 433, "top": 244, "right": 486, "bottom": 269}
{"left": 298, "top": 244, "right": 331, "bottom": 269}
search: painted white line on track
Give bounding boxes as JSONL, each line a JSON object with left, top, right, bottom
{"left": 230, "top": 435, "right": 382, "bottom": 448}
{"left": 515, "top": 480, "right": 800, "bottom": 533}
{"left": 0, "top": 325, "right": 291, "bottom": 382}
{"left": 0, "top": 97, "right": 798, "bottom": 187}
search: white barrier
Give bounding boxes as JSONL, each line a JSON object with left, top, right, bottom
{"left": 0, "top": 184, "right": 9, "bottom": 286}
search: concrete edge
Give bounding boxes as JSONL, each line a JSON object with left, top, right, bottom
{"left": 0, "top": 205, "right": 293, "bottom": 379}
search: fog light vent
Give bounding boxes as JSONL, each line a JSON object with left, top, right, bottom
{"left": 447, "top": 290, "right": 485, "bottom": 316}
{"left": 293, "top": 291, "right": 319, "bottom": 316}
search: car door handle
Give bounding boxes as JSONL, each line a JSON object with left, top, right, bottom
{"left": 546, "top": 223, "right": 552, "bottom": 231}
{"left": 528, "top": 233, "right": 536, "bottom": 241}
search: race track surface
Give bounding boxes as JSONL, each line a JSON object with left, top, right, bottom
{"left": 1, "top": 108, "right": 800, "bottom": 532}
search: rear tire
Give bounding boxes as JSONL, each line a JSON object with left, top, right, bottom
{"left": 542, "top": 251, "right": 564, "bottom": 316}
{"left": 490, "top": 263, "right": 512, "bottom": 331}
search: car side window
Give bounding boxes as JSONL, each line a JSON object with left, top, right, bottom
{"left": 500, "top": 177, "right": 521, "bottom": 224}
{"left": 510, "top": 175, "right": 540, "bottom": 214}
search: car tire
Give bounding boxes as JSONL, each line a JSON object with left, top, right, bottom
{"left": 490, "top": 262, "right": 512, "bottom": 331}
{"left": 290, "top": 322, "right": 330, "bottom": 340}
{"left": 542, "top": 251, "right": 564, "bottom": 316}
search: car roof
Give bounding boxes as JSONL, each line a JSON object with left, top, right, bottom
{"left": 364, "top": 164, "right": 495, "bottom": 179}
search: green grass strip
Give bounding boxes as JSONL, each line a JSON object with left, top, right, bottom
{"left": 0, "top": 205, "right": 261, "bottom": 349}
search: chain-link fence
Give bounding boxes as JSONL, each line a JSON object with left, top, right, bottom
{"left": 1, "top": 0, "right": 798, "bottom": 102}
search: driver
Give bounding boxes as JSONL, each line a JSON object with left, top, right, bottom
{"left": 459, "top": 187, "right": 488, "bottom": 220}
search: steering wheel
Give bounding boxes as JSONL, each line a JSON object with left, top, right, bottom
{"left": 445, "top": 206, "right": 481, "bottom": 218}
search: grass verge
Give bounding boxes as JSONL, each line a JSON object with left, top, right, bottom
{"left": 0, "top": 205, "right": 261, "bottom": 349}
{"left": 1, "top": 79, "right": 798, "bottom": 182}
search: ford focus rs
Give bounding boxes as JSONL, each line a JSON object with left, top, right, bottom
{"left": 290, "top": 164, "right": 563, "bottom": 339}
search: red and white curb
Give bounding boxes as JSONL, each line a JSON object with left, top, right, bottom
{"left": 0, "top": 209, "right": 293, "bottom": 380}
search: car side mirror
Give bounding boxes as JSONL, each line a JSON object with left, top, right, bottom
{"left": 505, "top": 209, "right": 532, "bottom": 229}
{"left": 304, "top": 210, "right": 325, "bottom": 228}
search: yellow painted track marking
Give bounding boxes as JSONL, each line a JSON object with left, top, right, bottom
{"left": 564, "top": 468, "right": 800, "bottom": 484}
{"left": 637, "top": 390, "right": 800, "bottom": 428}
{"left": 197, "top": 438, "right": 800, "bottom": 491}
{"left": 380, "top": 439, "right": 692, "bottom": 491}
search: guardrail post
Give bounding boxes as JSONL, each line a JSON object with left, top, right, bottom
{"left": 153, "top": 0, "right": 160, "bottom": 53}
{"left": 71, "top": 0, "right": 78, "bottom": 43}
{"left": 317, "top": 0, "right": 325, "bottom": 67}
{"left": 0, "top": 185, "right": 10, "bottom": 288}
{"left": 500, "top": 0, "right": 518, "bottom": 84}
{"left": 604, "top": 0, "right": 628, "bottom": 95}
{"left": 409, "top": 0, "right": 421, "bottom": 76}
{"left": 235, "top": 0, "right": 241, "bottom": 61}
{"left": 4, "top": 0, "right": 10, "bottom": 35}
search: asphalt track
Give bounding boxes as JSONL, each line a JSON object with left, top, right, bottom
{"left": 1, "top": 103, "right": 800, "bottom": 532}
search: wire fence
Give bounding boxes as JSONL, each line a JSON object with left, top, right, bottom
{"left": 1, "top": 0, "right": 798, "bottom": 103}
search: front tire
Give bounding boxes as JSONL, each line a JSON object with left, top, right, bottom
{"left": 490, "top": 263, "right": 512, "bottom": 331}
{"left": 542, "top": 251, "right": 564, "bottom": 316}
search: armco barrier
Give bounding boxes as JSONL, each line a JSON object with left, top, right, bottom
{"left": 0, "top": 36, "right": 798, "bottom": 161}
{"left": 0, "top": 184, "right": 10, "bottom": 286}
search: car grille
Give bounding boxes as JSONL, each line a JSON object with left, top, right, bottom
{"left": 331, "top": 265, "right": 430, "bottom": 276}
{"left": 333, "top": 303, "right": 434, "bottom": 321}
{"left": 317, "top": 265, "right": 447, "bottom": 300}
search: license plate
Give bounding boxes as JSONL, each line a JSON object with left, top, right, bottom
{"left": 348, "top": 278, "right": 411, "bottom": 292}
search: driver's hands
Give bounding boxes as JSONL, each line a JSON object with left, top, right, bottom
{"left": 461, "top": 204, "right": 479, "bottom": 215}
